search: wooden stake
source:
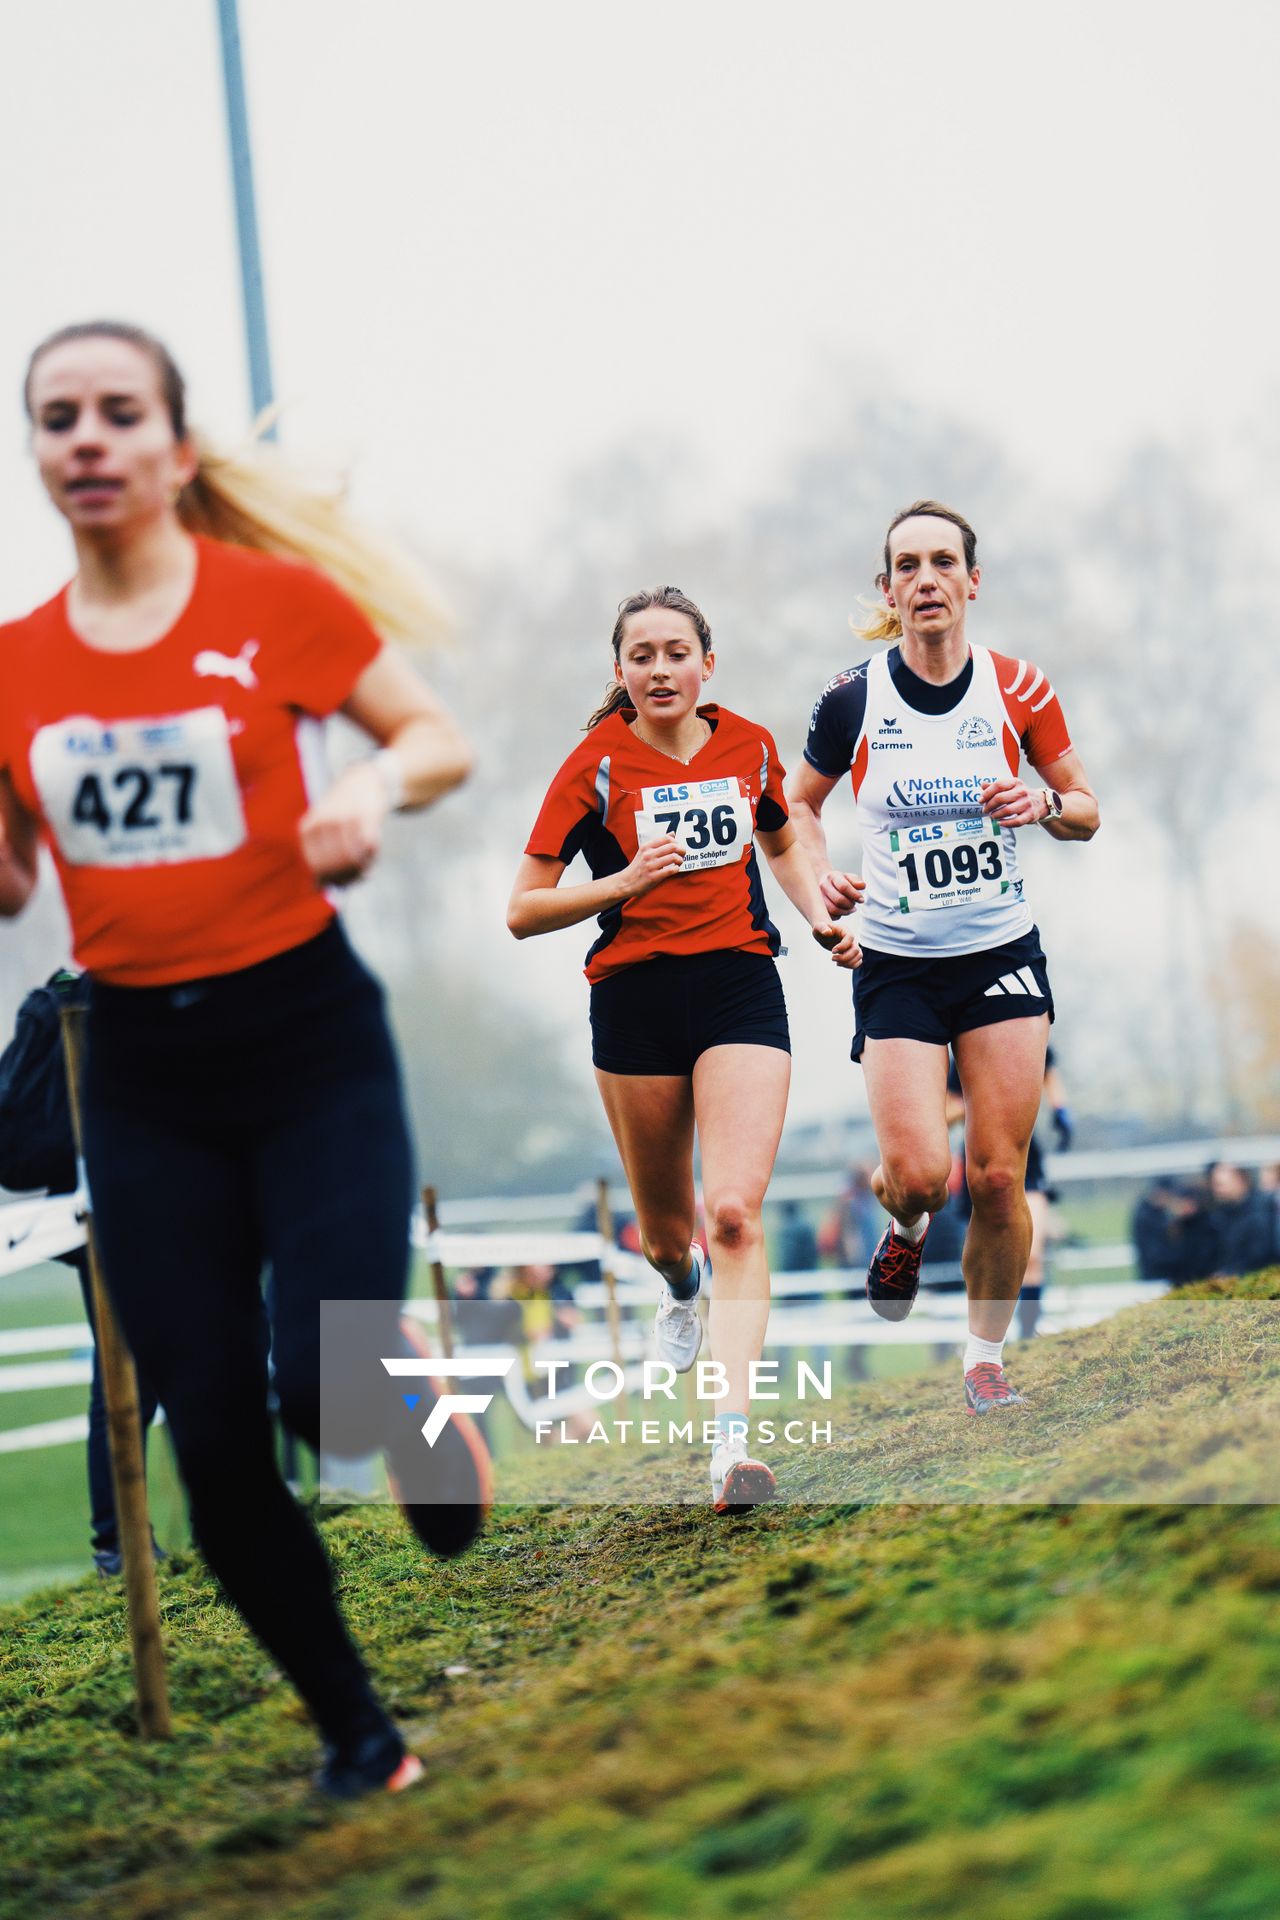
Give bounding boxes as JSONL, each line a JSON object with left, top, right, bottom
{"left": 595, "top": 1178, "right": 627, "bottom": 1392}
{"left": 422, "top": 1185, "right": 453, "bottom": 1359}
{"left": 60, "top": 1004, "right": 171, "bottom": 1741}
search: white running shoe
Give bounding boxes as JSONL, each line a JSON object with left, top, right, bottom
{"left": 710, "top": 1436, "right": 777, "bottom": 1514}
{"left": 653, "top": 1244, "right": 706, "bottom": 1373}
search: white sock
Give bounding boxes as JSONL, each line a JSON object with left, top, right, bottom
{"left": 713, "top": 1412, "right": 749, "bottom": 1451}
{"left": 893, "top": 1213, "right": 929, "bottom": 1245}
{"left": 964, "top": 1333, "right": 1005, "bottom": 1374}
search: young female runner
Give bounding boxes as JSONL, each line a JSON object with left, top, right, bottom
{"left": 788, "top": 501, "right": 1098, "bottom": 1413}
{"left": 0, "top": 321, "right": 486, "bottom": 1797}
{"left": 508, "top": 587, "right": 859, "bottom": 1508}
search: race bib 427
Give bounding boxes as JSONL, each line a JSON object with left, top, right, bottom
{"left": 30, "top": 709, "right": 248, "bottom": 867}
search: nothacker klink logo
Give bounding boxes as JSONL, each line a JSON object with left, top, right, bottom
{"left": 381, "top": 1355, "right": 516, "bottom": 1446}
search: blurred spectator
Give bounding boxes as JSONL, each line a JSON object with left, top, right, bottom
{"left": 776, "top": 1199, "right": 819, "bottom": 1274}
{"left": 1131, "top": 1175, "right": 1218, "bottom": 1284}
{"left": 495, "top": 1262, "right": 579, "bottom": 1342}
{"left": 1205, "top": 1163, "right": 1278, "bottom": 1278}
{"left": 1258, "top": 1165, "right": 1280, "bottom": 1269}
{"left": 818, "top": 1164, "right": 879, "bottom": 1269}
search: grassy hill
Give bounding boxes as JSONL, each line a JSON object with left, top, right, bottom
{"left": 3, "top": 1275, "right": 1279, "bottom": 1920}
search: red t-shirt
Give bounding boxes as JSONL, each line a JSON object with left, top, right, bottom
{"left": 525, "top": 704, "right": 789, "bottom": 982}
{"left": 0, "top": 536, "right": 382, "bottom": 985}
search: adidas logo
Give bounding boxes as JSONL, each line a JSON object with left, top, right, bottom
{"left": 983, "top": 968, "right": 1043, "bottom": 998}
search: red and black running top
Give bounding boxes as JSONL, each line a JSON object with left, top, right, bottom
{"left": 524, "top": 704, "right": 789, "bottom": 982}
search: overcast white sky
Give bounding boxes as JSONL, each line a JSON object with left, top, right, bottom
{"left": 2, "top": 0, "right": 1277, "bottom": 614}
{"left": 1, "top": 1, "right": 1276, "bottom": 1137}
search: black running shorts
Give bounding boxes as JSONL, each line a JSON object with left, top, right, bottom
{"left": 850, "top": 927, "right": 1054, "bottom": 1062}
{"left": 590, "top": 950, "right": 790, "bottom": 1076}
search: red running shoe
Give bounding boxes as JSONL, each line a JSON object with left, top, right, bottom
{"left": 964, "top": 1362, "right": 1027, "bottom": 1416}
{"left": 316, "top": 1725, "right": 425, "bottom": 1800}
{"left": 866, "top": 1222, "right": 928, "bottom": 1322}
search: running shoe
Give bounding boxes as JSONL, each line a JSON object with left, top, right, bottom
{"left": 316, "top": 1724, "right": 424, "bottom": 1800}
{"left": 654, "top": 1243, "right": 707, "bottom": 1373}
{"left": 866, "top": 1221, "right": 928, "bottom": 1322}
{"left": 385, "top": 1316, "right": 494, "bottom": 1559}
{"left": 964, "top": 1361, "right": 1027, "bottom": 1416}
{"left": 710, "top": 1436, "right": 777, "bottom": 1513}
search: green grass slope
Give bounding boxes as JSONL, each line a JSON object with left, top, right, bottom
{"left": 3, "top": 1276, "right": 1279, "bottom": 1920}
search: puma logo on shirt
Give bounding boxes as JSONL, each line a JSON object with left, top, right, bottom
{"left": 194, "top": 640, "right": 260, "bottom": 690}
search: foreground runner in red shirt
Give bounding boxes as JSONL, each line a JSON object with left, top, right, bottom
{"left": 788, "top": 501, "right": 1099, "bottom": 1414}
{"left": 508, "top": 586, "right": 859, "bottom": 1509}
{"left": 0, "top": 321, "right": 483, "bottom": 1797}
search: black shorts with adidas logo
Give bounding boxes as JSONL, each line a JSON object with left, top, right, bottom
{"left": 849, "top": 927, "right": 1054, "bottom": 1062}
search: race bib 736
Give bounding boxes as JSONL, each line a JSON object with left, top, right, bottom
{"left": 634, "top": 777, "right": 754, "bottom": 872}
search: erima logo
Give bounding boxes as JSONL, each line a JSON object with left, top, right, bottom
{"left": 873, "top": 714, "right": 909, "bottom": 750}
{"left": 957, "top": 716, "right": 997, "bottom": 749}
{"left": 382, "top": 1354, "right": 516, "bottom": 1445}
{"left": 194, "top": 640, "right": 260, "bottom": 690}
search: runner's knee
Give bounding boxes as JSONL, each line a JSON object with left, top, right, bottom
{"left": 705, "top": 1191, "right": 761, "bottom": 1252}
{"left": 880, "top": 1158, "right": 950, "bottom": 1218}
{"left": 641, "top": 1223, "right": 695, "bottom": 1271}
{"left": 967, "top": 1159, "right": 1025, "bottom": 1220}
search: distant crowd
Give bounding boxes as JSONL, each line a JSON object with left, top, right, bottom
{"left": 1132, "top": 1162, "right": 1280, "bottom": 1286}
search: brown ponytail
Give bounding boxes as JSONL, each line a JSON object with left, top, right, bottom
{"left": 584, "top": 585, "right": 713, "bottom": 731}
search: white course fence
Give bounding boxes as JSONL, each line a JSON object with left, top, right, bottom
{"left": 0, "top": 1190, "right": 1171, "bottom": 1452}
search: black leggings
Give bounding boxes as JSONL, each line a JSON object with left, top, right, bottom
{"left": 82, "top": 922, "right": 414, "bottom": 1746}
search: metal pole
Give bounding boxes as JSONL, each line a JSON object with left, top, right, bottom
{"left": 61, "top": 1007, "right": 171, "bottom": 1740}
{"left": 215, "top": 0, "right": 277, "bottom": 435}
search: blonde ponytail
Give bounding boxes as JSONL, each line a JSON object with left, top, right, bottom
{"left": 850, "top": 592, "right": 902, "bottom": 644}
{"left": 23, "top": 324, "right": 448, "bottom": 649}
{"left": 178, "top": 429, "right": 449, "bottom": 648}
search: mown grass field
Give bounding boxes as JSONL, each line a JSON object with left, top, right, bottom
{"left": 2, "top": 1272, "right": 1278, "bottom": 1919}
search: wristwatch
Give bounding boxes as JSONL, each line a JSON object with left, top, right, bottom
{"left": 1038, "top": 788, "right": 1064, "bottom": 826}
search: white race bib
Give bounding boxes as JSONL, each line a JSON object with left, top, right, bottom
{"left": 890, "top": 816, "right": 1009, "bottom": 914}
{"left": 635, "top": 777, "right": 754, "bottom": 873}
{"left": 31, "top": 709, "right": 248, "bottom": 868}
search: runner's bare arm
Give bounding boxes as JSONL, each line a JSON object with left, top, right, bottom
{"left": 507, "top": 841, "right": 685, "bottom": 938}
{"left": 301, "top": 648, "right": 474, "bottom": 886}
{"left": 0, "top": 771, "right": 39, "bottom": 916}
{"left": 783, "top": 761, "right": 865, "bottom": 918}
{"left": 755, "top": 823, "right": 861, "bottom": 969}
{"left": 980, "top": 748, "right": 1099, "bottom": 841}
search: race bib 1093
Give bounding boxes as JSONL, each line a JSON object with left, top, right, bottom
{"left": 31, "top": 709, "right": 248, "bottom": 868}
{"left": 635, "top": 777, "right": 754, "bottom": 873}
{"left": 891, "top": 816, "right": 1009, "bottom": 914}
